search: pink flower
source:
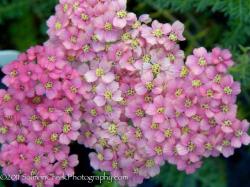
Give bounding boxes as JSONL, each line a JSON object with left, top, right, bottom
{"left": 37, "top": 100, "right": 63, "bottom": 121}
{"left": 213, "top": 75, "right": 241, "bottom": 104}
{"left": 59, "top": 26, "right": 87, "bottom": 50}
{"left": 84, "top": 61, "right": 115, "bottom": 83}
{"left": 94, "top": 82, "right": 122, "bottom": 106}
{"left": 38, "top": 45, "right": 66, "bottom": 70}
{"left": 186, "top": 47, "right": 211, "bottom": 75}
{"left": 55, "top": 154, "right": 79, "bottom": 176}
{"left": 94, "top": 12, "right": 122, "bottom": 42}
{"left": 78, "top": 123, "right": 97, "bottom": 148}
{"left": 35, "top": 77, "right": 61, "bottom": 99}
{"left": 2, "top": 61, "right": 22, "bottom": 87}
{"left": 211, "top": 47, "right": 234, "bottom": 72}
{"left": 19, "top": 63, "right": 43, "bottom": 83}
{"left": 231, "top": 120, "right": 250, "bottom": 148}
{"left": 113, "top": 8, "right": 136, "bottom": 28}
{"left": 59, "top": 119, "right": 81, "bottom": 145}
{"left": 63, "top": 77, "right": 86, "bottom": 103}
{"left": 145, "top": 95, "right": 167, "bottom": 123}
{"left": 89, "top": 148, "right": 113, "bottom": 170}
{"left": 141, "top": 20, "right": 172, "bottom": 45}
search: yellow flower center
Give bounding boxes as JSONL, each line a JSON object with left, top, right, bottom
{"left": 125, "top": 149, "right": 134, "bottom": 158}
{"left": 121, "top": 32, "right": 131, "bottom": 41}
{"left": 48, "top": 56, "right": 56, "bottom": 63}
{"left": 135, "top": 128, "right": 142, "bottom": 139}
{"left": 35, "top": 138, "right": 43, "bottom": 145}
{"left": 82, "top": 44, "right": 90, "bottom": 53}
{"left": 3, "top": 94, "right": 12, "bottom": 102}
{"left": 130, "top": 39, "right": 139, "bottom": 48}
{"left": 81, "top": 13, "right": 89, "bottom": 21}
{"left": 50, "top": 133, "right": 58, "bottom": 142}
{"left": 222, "top": 140, "right": 230, "bottom": 146}
{"left": 154, "top": 146, "right": 163, "bottom": 155}
{"left": 188, "top": 142, "right": 196, "bottom": 152}
{"left": 104, "top": 90, "right": 112, "bottom": 100}
{"left": 10, "top": 70, "right": 18, "bottom": 77}
{"left": 90, "top": 109, "right": 97, "bottom": 116}
{"left": 55, "top": 22, "right": 62, "bottom": 30}
{"left": 30, "top": 114, "right": 38, "bottom": 121}
{"left": 104, "top": 105, "right": 112, "bottom": 113}
{"left": 65, "top": 106, "right": 73, "bottom": 114}
{"left": 0, "top": 126, "right": 8, "bottom": 135}
{"left": 104, "top": 22, "right": 113, "bottom": 31}
{"left": 223, "top": 120, "right": 232, "bottom": 127}
{"left": 167, "top": 53, "right": 176, "bottom": 62}
{"left": 164, "top": 129, "right": 173, "bottom": 138}
{"left": 214, "top": 74, "right": 222, "bottom": 83}
{"left": 112, "top": 161, "right": 118, "bottom": 169}
{"left": 98, "top": 138, "right": 107, "bottom": 147}
{"left": 206, "top": 89, "right": 214, "bottom": 97}
{"left": 157, "top": 107, "right": 165, "bottom": 114}
{"left": 45, "top": 82, "right": 53, "bottom": 89}
{"left": 70, "top": 36, "right": 77, "bottom": 44}
{"left": 142, "top": 54, "right": 152, "bottom": 63}
{"left": 235, "top": 130, "right": 243, "bottom": 137}
{"left": 221, "top": 104, "right": 229, "bottom": 113}
{"left": 152, "top": 63, "right": 161, "bottom": 76}
{"left": 151, "top": 122, "right": 159, "bottom": 129}
{"left": 152, "top": 29, "right": 163, "bottom": 38}
{"left": 192, "top": 80, "right": 202, "bottom": 87}
{"left": 70, "top": 86, "right": 78, "bottom": 93}
{"left": 108, "top": 123, "right": 117, "bottom": 135}
{"left": 63, "top": 123, "right": 71, "bottom": 133}
{"left": 84, "top": 131, "right": 92, "bottom": 138}
{"left": 97, "top": 153, "right": 104, "bottom": 161}
{"left": 16, "top": 134, "right": 25, "bottom": 143}
{"left": 127, "top": 88, "right": 135, "bottom": 96}
{"left": 192, "top": 114, "right": 202, "bottom": 122}
{"left": 32, "top": 96, "right": 42, "bottom": 104}
{"left": 175, "top": 88, "right": 183, "bottom": 97}
{"left": 181, "top": 126, "right": 190, "bottom": 135}
{"left": 184, "top": 99, "right": 192, "bottom": 107}
{"left": 204, "top": 143, "right": 213, "bottom": 150}
{"left": 121, "top": 134, "right": 128, "bottom": 143}
{"left": 208, "top": 118, "right": 217, "bottom": 126}
{"left": 33, "top": 156, "right": 41, "bottom": 164}
{"left": 91, "top": 34, "right": 99, "bottom": 42}
{"left": 180, "top": 66, "right": 189, "bottom": 78}
{"left": 135, "top": 108, "right": 145, "bottom": 117}
{"left": 224, "top": 86, "right": 232, "bottom": 95}
{"left": 169, "top": 33, "right": 177, "bottom": 41}
{"left": 132, "top": 21, "right": 141, "bottom": 29}
{"left": 144, "top": 95, "right": 153, "bottom": 103}
{"left": 117, "top": 10, "right": 127, "bottom": 18}
{"left": 145, "top": 159, "right": 155, "bottom": 168}
{"left": 145, "top": 82, "right": 154, "bottom": 91}
{"left": 198, "top": 57, "right": 207, "bottom": 66}
{"left": 61, "top": 160, "right": 68, "bottom": 169}
{"left": 95, "top": 68, "right": 104, "bottom": 77}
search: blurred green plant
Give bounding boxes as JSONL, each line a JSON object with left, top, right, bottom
{"left": 0, "top": 0, "right": 57, "bottom": 50}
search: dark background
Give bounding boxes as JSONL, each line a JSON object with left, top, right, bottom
{"left": 1, "top": 0, "right": 250, "bottom": 187}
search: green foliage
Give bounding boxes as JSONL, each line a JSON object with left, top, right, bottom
{"left": 94, "top": 171, "right": 119, "bottom": 187}
{"left": 137, "top": 0, "right": 250, "bottom": 51}
{"left": 0, "top": 0, "right": 57, "bottom": 51}
{"left": 154, "top": 158, "right": 227, "bottom": 187}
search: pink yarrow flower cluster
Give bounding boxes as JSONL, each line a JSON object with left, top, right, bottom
{"left": 0, "top": 46, "right": 84, "bottom": 187}
{"left": 0, "top": 0, "right": 249, "bottom": 187}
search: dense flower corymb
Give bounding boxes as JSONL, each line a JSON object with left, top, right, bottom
{"left": 0, "top": 0, "right": 249, "bottom": 187}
